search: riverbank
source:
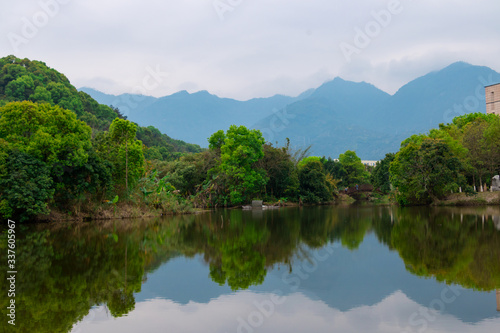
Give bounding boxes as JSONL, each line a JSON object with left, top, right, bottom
{"left": 436, "top": 192, "right": 500, "bottom": 206}
{"left": 36, "top": 199, "right": 195, "bottom": 222}
{"left": 32, "top": 191, "right": 499, "bottom": 222}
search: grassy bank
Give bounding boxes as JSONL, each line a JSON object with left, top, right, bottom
{"left": 436, "top": 192, "right": 500, "bottom": 206}
{"left": 36, "top": 196, "right": 194, "bottom": 222}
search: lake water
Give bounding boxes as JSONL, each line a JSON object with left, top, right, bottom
{"left": 2, "top": 205, "right": 500, "bottom": 332}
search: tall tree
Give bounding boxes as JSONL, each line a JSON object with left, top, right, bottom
{"left": 298, "top": 159, "right": 333, "bottom": 203}
{"left": 206, "top": 125, "right": 267, "bottom": 205}
{"left": 338, "top": 150, "right": 367, "bottom": 187}
{"left": 482, "top": 117, "right": 500, "bottom": 176}
{"left": 462, "top": 119, "right": 489, "bottom": 190}
{"left": 390, "top": 139, "right": 463, "bottom": 205}
{"left": 0, "top": 101, "right": 92, "bottom": 220}
{"left": 371, "top": 153, "right": 395, "bottom": 193}
{"left": 109, "top": 118, "right": 143, "bottom": 191}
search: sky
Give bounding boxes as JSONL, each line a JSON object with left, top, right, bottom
{"left": 1, "top": 0, "right": 500, "bottom": 101}
{"left": 72, "top": 292, "right": 500, "bottom": 333}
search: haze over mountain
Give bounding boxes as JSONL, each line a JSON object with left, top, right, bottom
{"left": 81, "top": 62, "right": 500, "bottom": 160}
{"left": 80, "top": 87, "right": 314, "bottom": 146}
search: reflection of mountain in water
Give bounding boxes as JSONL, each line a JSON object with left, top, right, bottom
{"left": 136, "top": 207, "right": 500, "bottom": 324}
{"left": 2, "top": 206, "right": 500, "bottom": 332}
{"left": 74, "top": 290, "right": 500, "bottom": 333}
{"left": 137, "top": 233, "right": 498, "bottom": 324}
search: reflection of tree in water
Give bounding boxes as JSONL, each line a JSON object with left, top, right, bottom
{"left": 207, "top": 219, "right": 269, "bottom": 290}
{"left": 2, "top": 206, "right": 500, "bottom": 332}
{"left": 0, "top": 217, "right": 191, "bottom": 333}
{"left": 328, "top": 206, "right": 380, "bottom": 250}
{"left": 391, "top": 208, "right": 500, "bottom": 291}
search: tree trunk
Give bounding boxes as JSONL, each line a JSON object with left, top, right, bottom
{"left": 125, "top": 140, "right": 128, "bottom": 191}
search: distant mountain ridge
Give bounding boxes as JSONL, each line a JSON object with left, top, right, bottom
{"left": 79, "top": 87, "right": 311, "bottom": 146}
{"left": 81, "top": 62, "right": 500, "bottom": 159}
{"left": 253, "top": 62, "right": 500, "bottom": 159}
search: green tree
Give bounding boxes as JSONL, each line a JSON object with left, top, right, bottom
{"left": 371, "top": 153, "right": 395, "bottom": 193}
{"left": 0, "top": 151, "right": 54, "bottom": 221}
{"left": 109, "top": 118, "right": 144, "bottom": 190}
{"left": 257, "top": 143, "right": 299, "bottom": 201}
{"left": 390, "top": 139, "right": 463, "bottom": 205}
{"left": 0, "top": 101, "right": 94, "bottom": 220}
{"left": 208, "top": 129, "right": 226, "bottom": 151}
{"left": 338, "top": 150, "right": 367, "bottom": 187}
{"left": 29, "top": 85, "right": 52, "bottom": 103}
{"left": 298, "top": 159, "right": 333, "bottom": 203}
{"left": 462, "top": 119, "right": 489, "bottom": 189}
{"left": 5, "top": 74, "right": 35, "bottom": 100}
{"left": 159, "top": 151, "right": 217, "bottom": 196}
{"left": 322, "top": 157, "right": 346, "bottom": 182}
{"left": 206, "top": 125, "right": 267, "bottom": 205}
{"left": 391, "top": 208, "right": 500, "bottom": 290}
{"left": 482, "top": 117, "right": 500, "bottom": 176}
{"left": 0, "top": 55, "right": 201, "bottom": 160}
{"left": 0, "top": 101, "right": 91, "bottom": 167}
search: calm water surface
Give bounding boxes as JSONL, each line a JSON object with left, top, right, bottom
{"left": 2, "top": 205, "right": 500, "bottom": 332}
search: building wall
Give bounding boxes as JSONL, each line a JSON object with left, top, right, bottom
{"left": 486, "top": 83, "right": 500, "bottom": 115}
{"left": 361, "top": 160, "right": 378, "bottom": 167}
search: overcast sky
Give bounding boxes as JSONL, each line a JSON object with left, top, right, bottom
{"left": 73, "top": 291, "right": 500, "bottom": 333}
{"left": 1, "top": 0, "right": 500, "bottom": 100}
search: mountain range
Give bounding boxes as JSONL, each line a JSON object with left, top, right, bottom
{"left": 80, "top": 62, "right": 500, "bottom": 160}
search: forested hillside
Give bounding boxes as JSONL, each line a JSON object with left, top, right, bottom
{"left": 0, "top": 55, "right": 201, "bottom": 158}
{"left": 0, "top": 55, "right": 201, "bottom": 222}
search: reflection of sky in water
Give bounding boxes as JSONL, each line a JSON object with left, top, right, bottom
{"left": 73, "top": 291, "right": 500, "bottom": 333}
{"left": 72, "top": 232, "right": 500, "bottom": 332}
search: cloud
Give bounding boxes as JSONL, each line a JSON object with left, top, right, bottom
{"left": 1, "top": 0, "right": 499, "bottom": 100}
{"left": 71, "top": 290, "right": 500, "bottom": 333}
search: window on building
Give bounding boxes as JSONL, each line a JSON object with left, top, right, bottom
{"left": 493, "top": 92, "right": 495, "bottom": 110}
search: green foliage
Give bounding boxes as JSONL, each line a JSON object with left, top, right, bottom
{"left": 0, "top": 56, "right": 119, "bottom": 130}
{"left": 257, "top": 143, "right": 299, "bottom": 201}
{"left": 450, "top": 112, "right": 500, "bottom": 129}
{"left": 0, "top": 151, "right": 54, "bottom": 221}
{"left": 52, "top": 149, "right": 113, "bottom": 207}
{"left": 298, "top": 160, "right": 333, "bottom": 203}
{"left": 371, "top": 153, "right": 395, "bottom": 193}
{"left": 107, "top": 118, "right": 145, "bottom": 190}
{"left": 136, "top": 125, "right": 202, "bottom": 161}
{"left": 322, "top": 157, "right": 346, "bottom": 181}
{"left": 0, "top": 56, "right": 204, "bottom": 218}
{"left": 1, "top": 205, "right": 499, "bottom": 332}
{"left": 208, "top": 129, "right": 226, "bottom": 151}
{"left": 0, "top": 101, "right": 97, "bottom": 220}
{"left": 391, "top": 113, "right": 500, "bottom": 205}
{"left": 0, "top": 55, "right": 201, "bottom": 160}
{"left": 157, "top": 151, "right": 217, "bottom": 196}
{"left": 297, "top": 156, "right": 321, "bottom": 169}
{"left": 338, "top": 150, "right": 368, "bottom": 187}
{"left": 0, "top": 101, "right": 91, "bottom": 168}
{"left": 390, "top": 139, "right": 463, "bottom": 205}
{"left": 204, "top": 125, "right": 267, "bottom": 205}
{"left": 136, "top": 171, "right": 192, "bottom": 214}
{"left": 391, "top": 208, "right": 500, "bottom": 290}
